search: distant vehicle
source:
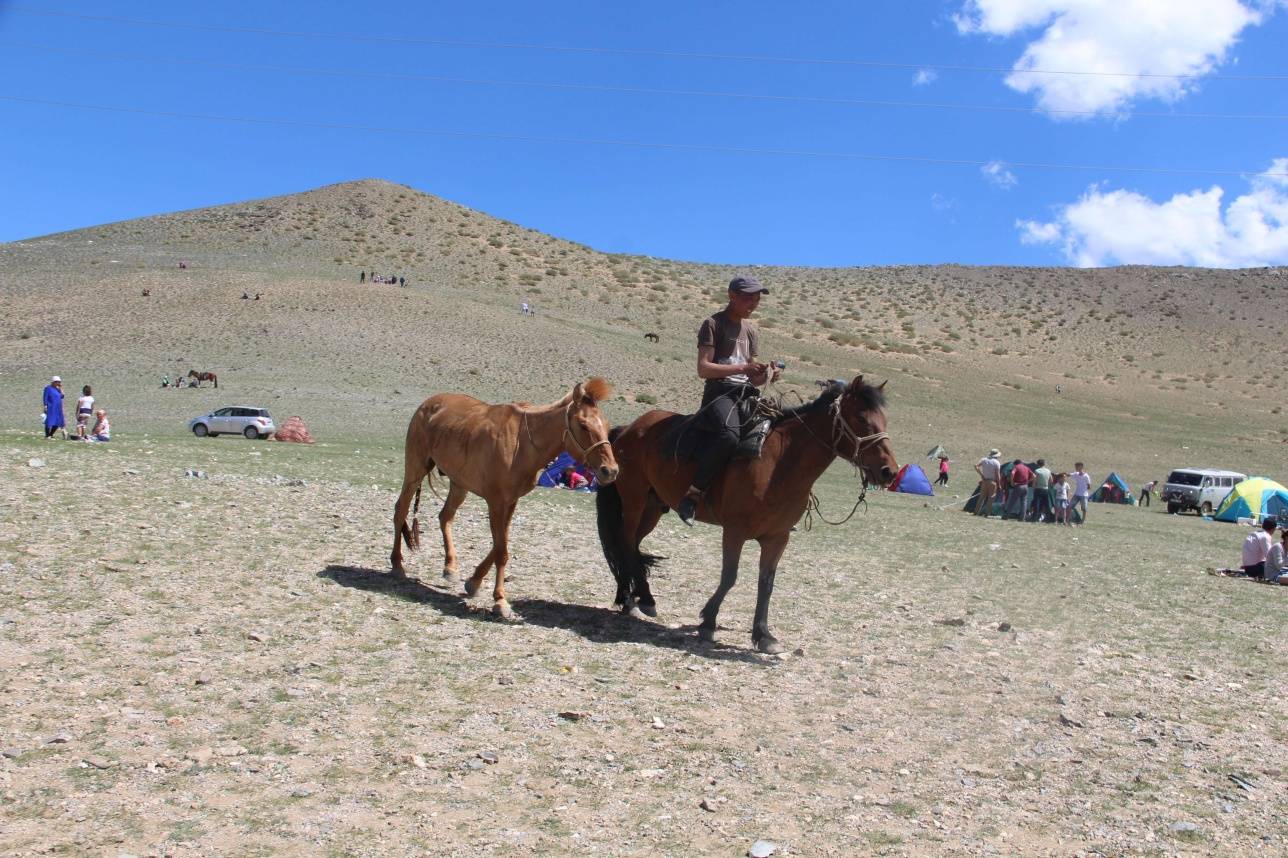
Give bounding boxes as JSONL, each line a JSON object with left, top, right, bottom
{"left": 1162, "top": 468, "right": 1247, "bottom": 515}
{"left": 188, "top": 406, "right": 276, "bottom": 439}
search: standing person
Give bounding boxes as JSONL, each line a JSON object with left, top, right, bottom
{"left": 75, "top": 385, "right": 94, "bottom": 440}
{"left": 1007, "top": 459, "right": 1033, "bottom": 521}
{"left": 1139, "top": 479, "right": 1156, "bottom": 508}
{"left": 42, "top": 376, "right": 66, "bottom": 439}
{"left": 973, "top": 448, "right": 1002, "bottom": 517}
{"left": 935, "top": 455, "right": 950, "bottom": 486}
{"left": 359, "top": 270, "right": 365, "bottom": 284}
{"left": 1071, "top": 462, "right": 1093, "bottom": 525}
{"left": 1052, "top": 473, "right": 1071, "bottom": 524}
{"left": 1241, "top": 519, "right": 1276, "bottom": 578}
{"left": 676, "top": 274, "right": 780, "bottom": 525}
{"left": 1030, "top": 459, "right": 1053, "bottom": 523}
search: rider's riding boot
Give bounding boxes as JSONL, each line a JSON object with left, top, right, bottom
{"left": 677, "top": 488, "right": 702, "bottom": 526}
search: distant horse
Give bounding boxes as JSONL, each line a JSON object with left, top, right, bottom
{"left": 596, "top": 376, "right": 897, "bottom": 653}
{"left": 141, "top": 289, "right": 151, "bottom": 297}
{"left": 392, "top": 378, "right": 620, "bottom": 619}
{"left": 187, "top": 370, "right": 218, "bottom": 388}
{"left": 644, "top": 332, "right": 660, "bottom": 343}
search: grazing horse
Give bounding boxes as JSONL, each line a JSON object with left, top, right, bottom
{"left": 187, "top": 370, "right": 218, "bottom": 388}
{"left": 392, "top": 378, "right": 620, "bottom": 619}
{"left": 596, "top": 376, "right": 897, "bottom": 653}
{"left": 643, "top": 332, "right": 660, "bottom": 343}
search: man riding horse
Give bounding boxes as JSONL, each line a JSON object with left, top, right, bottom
{"left": 677, "top": 274, "right": 782, "bottom": 525}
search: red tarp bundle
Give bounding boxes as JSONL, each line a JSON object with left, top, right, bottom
{"left": 273, "top": 416, "right": 314, "bottom": 443}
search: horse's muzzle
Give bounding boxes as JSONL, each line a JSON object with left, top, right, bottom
{"left": 597, "top": 464, "right": 620, "bottom": 485}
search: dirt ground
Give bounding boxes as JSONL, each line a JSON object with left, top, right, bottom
{"left": 3, "top": 432, "right": 1286, "bottom": 857}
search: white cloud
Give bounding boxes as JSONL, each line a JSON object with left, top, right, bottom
{"left": 931, "top": 192, "right": 958, "bottom": 212}
{"left": 955, "top": 0, "right": 1275, "bottom": 116}
{"left": 1017, "top": 160, "right": 1288, "bottom": 267}
{"left": 981, "top": 160, "right": 1017, "bottom": 188}
{"left": 912, "top": 68, "right": 938, "bottom": 86}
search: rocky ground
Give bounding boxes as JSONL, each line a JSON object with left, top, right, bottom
{"left": 3, "top": 432, "right": 1285, "bottom": 856}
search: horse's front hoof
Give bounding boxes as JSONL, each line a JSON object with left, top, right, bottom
{"left": 492, "top": 601, "right": 514, "bottom": 620}
{"left": 628, "top": 605, "right": 650, "bottom": 621}
{"left": 442, "top": 568, "right": 459, "bottom": 583}
{"left": 636, "top": 602, "right": 658, "bottom": 618}
{"left": 698, "top": 626, "right": 717, "bottom": 643}
{"left": 755, "top": 636, "right": 785, "bottom": 655}
{"left": 463, "top": 577, "right": 482, "bottom": 598}
{"left": 389, "top": 566, "right": 408, "bottom": 580}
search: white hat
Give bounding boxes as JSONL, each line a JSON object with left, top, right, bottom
{"left": 51, "top": 375, "right": 61, "bottom": 383}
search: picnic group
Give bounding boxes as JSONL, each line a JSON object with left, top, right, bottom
{"left": 40, "top": 376, "right": 110, "bottom": 442}
{"left": 359, "top": 270, "right": 407, "bottom": 287}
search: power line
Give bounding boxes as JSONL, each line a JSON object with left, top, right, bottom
{"left": 4, "top": 40, "right": 1286, "bottom": 122}
{"left": 3, "top": 93, "right": 1284, "bottom": 179}
{"left": 11, "top": 6, "right": 1288, "bottom": 82}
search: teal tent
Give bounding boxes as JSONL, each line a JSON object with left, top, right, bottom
{"left": 1213, "top": 477, "right": 1288, "bottom": 522}
{"left": 1091, "top": 472, "right": 1135, "bottom": 505}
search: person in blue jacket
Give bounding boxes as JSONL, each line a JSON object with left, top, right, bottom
{"left": 42, "top": 375, "right": 66, "bottom": 439}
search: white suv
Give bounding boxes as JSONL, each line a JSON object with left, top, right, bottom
{"left": 188, "top": 407, "right": 276, "bottom": 439}
{"left": 1163, "top": 468, "right": 1246, "bottom": 515}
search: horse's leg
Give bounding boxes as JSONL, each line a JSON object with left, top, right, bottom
{"left": 615, "top": 484, "right": 652, "bottom": 617}
{"left": 438, "top": 480, "right": 469, "bottom": 582}
{"left": 628, "top": 496, "right": 666, "bottom": 617}
{"left": 391, "top": 469, "right": 429, "bottom": 577}
{"left": 487, "top": 502, "right": 519, "bottom": 619}
{"left": 751, "top": 532, "right": 791, "bottom": 654}
{"left": 698, "top": 530, "right": 745, "bottom": 643}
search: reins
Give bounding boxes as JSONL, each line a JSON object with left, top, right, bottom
{"left": 562, "top": 401, "right": 612, "bottom": 465}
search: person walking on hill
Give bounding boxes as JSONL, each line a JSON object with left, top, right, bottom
{"left": 935, "top": 455, "right": 950, "bottom": 486}
{"left": 360, "top": 270, "right": 365, "bottom": 284}
{"left": 42, "top": 376, "right": 66, "bottom": 439}
{"left": 1030, "top": 459, "right": 1053, "bottom": 523}
{"left": 974, "top": 448, "right": 1002, "bottom": 517}
{"left": 675, "top": 274, "right": 780, "bottom": 525}
{"left": 1071, "top": 462, "right": 1093, "bottom": 525}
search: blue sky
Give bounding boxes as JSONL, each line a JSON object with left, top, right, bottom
{"left": 2, "top": 1, "right": 1286, "bottom": 266}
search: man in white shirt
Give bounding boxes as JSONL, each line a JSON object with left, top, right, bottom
{"left": 1071, "top": 462, "right": 1093, "bottom": 525}
{"left": 974, "top": 448, "right": 1002, "bottom": 517}
{"left": 1242, "top": 519, "right": 1275, "bottom": 578}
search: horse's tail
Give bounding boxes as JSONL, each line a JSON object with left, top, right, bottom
{"left": 401, "top": 484, "right": 422, "bottom": 551}
{"left": 595, "top": 482, "right": 631, "bottom": 595}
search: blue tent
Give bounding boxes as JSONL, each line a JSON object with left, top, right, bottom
{"left": 1090, "top": 472, "right": 1135, "bottom": 504}
{"left": 890, "top": 463, "right": 933, "bottom": 496}
{"left": 537, "top": 452, "right": 577, "bottom": 488}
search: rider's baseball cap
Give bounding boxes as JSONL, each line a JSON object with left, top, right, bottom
{"left": 729, "top": 274, "right": 768, "bottom": 294}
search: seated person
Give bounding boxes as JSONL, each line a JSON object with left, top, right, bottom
{"left": 1265, "top": 528, "right": 1286, "bottom": 583}
{"left": 559, "top": 466, "right": 588, "bottom": 490}
{"left": 90, "top": 409, "right": 111, "bottom": 442}
{"left": 1241, "top": 519, "right": 1276, "bottom": 577}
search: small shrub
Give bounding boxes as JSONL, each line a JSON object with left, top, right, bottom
{"left": 636, "top": 393, "right": 657, "bottom": 405}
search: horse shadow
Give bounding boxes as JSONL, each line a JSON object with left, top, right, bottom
{"left": 317, "top": 565, "right": 766, "bottom": 664}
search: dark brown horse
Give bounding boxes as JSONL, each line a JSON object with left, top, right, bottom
{"left": 596, "top": 376, "right": 897, "bottom": 653}
{"left": 392, "top": 378, "right": 619, "bottom": 619}
{"left": 187, "top": 370, "right": 218, "bottom": 388}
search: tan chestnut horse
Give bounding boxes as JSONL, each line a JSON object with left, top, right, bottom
{"left": 392, "top": 378, "right": 619, "bottom": 618}
{"left": 596, "top": 376, "right": 897, "bottom": 653}
{"left": 187, "top": 369, "right": 218, "bottom": 388}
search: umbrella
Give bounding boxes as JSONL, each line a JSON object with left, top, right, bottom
{"left": 926, "top": 444, "right": 948, "bottom": 460}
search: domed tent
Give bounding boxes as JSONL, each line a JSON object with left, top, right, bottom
{"left": 1090, "top": 472, "right": 1135, "bottom": 504}
{"left": 1213, "top": 477, "right": 1288, "bottom": 523}
{"left": 889, "top": 463, "right": 933, "bottom": 496}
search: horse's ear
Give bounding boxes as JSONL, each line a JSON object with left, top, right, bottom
{"left": 877, "top": 379, "right": 887, "bottom": 391}
{"left": 569, "top": 381, "right": 586, "bottom": 404}
{"left": 582, "top": 377, "right": 612, "bottom": 405}
{"left": 849, "top": 374, "right": 864, "bottom": 390}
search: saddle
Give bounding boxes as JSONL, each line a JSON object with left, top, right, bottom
{"left": 660, "top": 393, "right": 772, "bottom": 464}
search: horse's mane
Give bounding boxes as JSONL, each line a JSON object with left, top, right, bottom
{"left": 583, "top": 377, "right": 612, "bottom": 403}
{"left": 768, "top": 379, "right": 885, "bottom": 426}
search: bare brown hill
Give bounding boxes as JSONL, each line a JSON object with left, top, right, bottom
{"left": 2, "top": 178, "right": 1285, "bottom": 479}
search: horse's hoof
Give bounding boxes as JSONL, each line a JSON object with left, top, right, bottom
{"left": 637, "top": 602, "right": 658, "bottom": 618}
{"left": 463, "top": 578, "right": 481, "bottom": 598}
{"left": 755, "top": 636, "right": 785, "bottom": 655}
{"left": 442, "top": 568, "right": 458, "bottom": 583}
{"left": 389, "top": 566, "right": 408, "bottom": 580}
{"left": 698, "top": 626, "right": 717, "bottom": 643}
{"left": 492, "top": 601, "right": 513, "bottom": 620}
{"left": 628, "top": 605, "right": 649, "bottom": 620}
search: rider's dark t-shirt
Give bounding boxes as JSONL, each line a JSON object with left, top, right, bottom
{"left": 698, "top": 308, "right": 758, "bottom": 368}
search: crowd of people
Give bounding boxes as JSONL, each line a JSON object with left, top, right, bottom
{"left": 360, "top": 271, "right": 406, "bottom": 287}
{"left": 971, "top": 449, "right": 1096, "bottom": 525}
{"left": 41, "top": 376, "right": 110, "bottom": 442}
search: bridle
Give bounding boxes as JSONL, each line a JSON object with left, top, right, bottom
{"left": 563, "top": 401, "right": 613, "bottom": 466}
{"left": 827, "top": 396, "right": 889, "bottom": 468}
